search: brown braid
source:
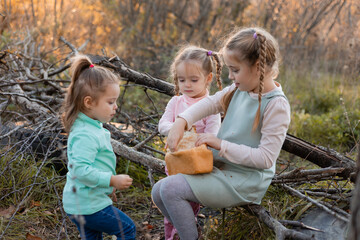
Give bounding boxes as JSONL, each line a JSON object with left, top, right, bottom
{"left": 220, "top": 88, "right": 236, "bottom": 118}
{"left": 173, "top": 73, "right": 180, "bottom": 96}
{"left": 252, "top": 32, "right": 267, "bottom": 132}
{"left": 211, "top": 52, "right": 223, "bottom": 90}
{"left": 220, "top": 27, "right": 279, "bottom": 131}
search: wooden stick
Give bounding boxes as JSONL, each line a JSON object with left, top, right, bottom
{"left": 282, "top": 184, "right": 349, "bottom": 223}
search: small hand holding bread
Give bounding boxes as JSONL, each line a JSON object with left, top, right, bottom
{"left": 165, "top": 130, "right": 213, "bottom": 175}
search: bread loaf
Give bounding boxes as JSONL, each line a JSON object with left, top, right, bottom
{"left": 165, "top": 131, "right": 213, "bottom": 175}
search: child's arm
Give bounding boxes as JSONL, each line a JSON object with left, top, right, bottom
{"left": 203, "top": 113, "right": 221, "bottom": 135}
{"left": 179, "top": 84, "right": 235, "bottom": 130}
{"left": 218, "top": 97, "right": 290, "bottom": 169}
{"left": 158, "top": 97, "right": 177, "bottom": 136}
{"left": 167, "top": 117, "right": 187, "bottom": 152}
{"left": 168, "top": 85, "right": 235, "bottom": 151}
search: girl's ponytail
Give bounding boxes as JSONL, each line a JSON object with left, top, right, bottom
{"left": 62, "top": 55, "right": 94, "bottom": 133}
{"left": 61, "top": 54, "right": 119, "bottom": 133}
{"left": 252, "top": 32, "right": 267, "bottom": 132}
{"left": 70, "top": 55, "right": 93, "bottom": 84}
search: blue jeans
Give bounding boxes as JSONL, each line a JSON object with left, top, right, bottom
{"left": 68, "top": 205, "right": 136, "bottom": 240}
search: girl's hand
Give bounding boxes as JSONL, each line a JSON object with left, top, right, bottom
{"left": 110, "top": 174, "right": 133, "bottom": 190}
{"left": 195, "top": 133, "right": 221, "bottom": 150}
{"left": 167, "top": 117, "right": 187, "bottom": 152}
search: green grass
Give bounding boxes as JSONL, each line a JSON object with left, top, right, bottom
{"left": 0, "top": 152, "right": 74, "bottom": 239}
{"left": 281, "top": 69, "right": 360, "bottom": 154}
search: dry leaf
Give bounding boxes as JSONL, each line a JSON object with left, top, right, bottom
{"left": 0, "top": 205, "right": 15, "bottom": 218}
{"left": 30, "top": 200, "right": 41, "bottom": 208}
{"left": 43, "top": 210, "right": 53, "bottom": 215}
{"left": 26, "top": 233, "right": 42, "bottom": 240}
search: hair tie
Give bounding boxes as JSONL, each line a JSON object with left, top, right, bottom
{"left": 207, "top": 50, "right": 213, "bottom": 56}
{"left": 89, "top": 64, "right": 94, "bottom": 68}
{"left": 253, "top": 32, "right": 258, "bottom": 40}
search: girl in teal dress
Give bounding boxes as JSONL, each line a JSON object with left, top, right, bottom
{"left": 152, "top": 27, "right": 291, "bottom": 240}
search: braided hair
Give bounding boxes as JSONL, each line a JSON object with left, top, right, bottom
{"left": 220, "top": 27, "right": 280, "bottom": 132}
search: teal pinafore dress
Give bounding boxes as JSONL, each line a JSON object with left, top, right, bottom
{"left": 182, "top": 89, "right": 287, "bottom": 208}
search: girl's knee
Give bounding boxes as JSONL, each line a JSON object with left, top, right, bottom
{"left": 151, "top": 181, "right": 161, "bottom": 204}
{"left": 160, "top": 179, "right": 179, "bottom": 200}
{"left": 160, "top": 175, "right": 187, "bottom": 198}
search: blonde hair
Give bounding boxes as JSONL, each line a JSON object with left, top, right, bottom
{"left": 61, "top": 54, "right": 120, "bottom": 132}
{"left": 170, "top": 45, "right": 222, "bottom": 95}
{"left": 220, "top": 27, "right": 280, "bottom": 132}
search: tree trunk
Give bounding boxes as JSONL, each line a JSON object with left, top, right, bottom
{"left": 347, "top": 146, "right": 360, "bottom": 240}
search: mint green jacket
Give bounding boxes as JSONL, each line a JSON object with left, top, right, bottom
{"left": 62, "top": 113, "right": 115, "bottom": 215}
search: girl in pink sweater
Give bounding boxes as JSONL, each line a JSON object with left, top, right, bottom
{"left": 158, "top": 45, "right": 222, "bottom": 239}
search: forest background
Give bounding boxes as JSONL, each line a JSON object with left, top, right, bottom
{"left": 1, "top": 0, "right": 360, "bottom": 239}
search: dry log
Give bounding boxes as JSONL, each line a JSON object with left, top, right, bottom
{"left": 282, "top": 134, "right": 356, "bottom": 181}
{"left": 272, "top": 167, "right": 346, "bottom": 184}
{"left": 89, "top": 55, "right": 175, "bottom": 96}
{"left": 3, "top": 82, "right": 56, "bottom": 115}
{"left": 111, "top": 139, "right": 165, "bottom": 173}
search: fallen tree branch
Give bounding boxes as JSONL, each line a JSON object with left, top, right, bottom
{"left": 90, "top": 55, "right": 175, "bottom": 96}
{"left": 278, "top": 220, "right": 323, "bottom": 232}
{"left": 111, "top": 139, "right": 165, "bottom": 174}
{"left": 282, "top": 134, "right": 356, "bottom": 181}
{"left": 299, "top": 190, "right": 351, "bottom": 203}
{"left": 320, "top": 200, "right": 351, "bottom": 218}
{"left": 275, "top": 167, "right": 345, "bottom": 179}
{"left": 272, "top": 167, "right": 346, "bottom": 184}
{"left": 243, "top": 204, "right": 313, "bottom": 240}
{"left": 1, "top": 86, "right": 56, "bottom": 115}
{"left": 282, "top": 184, "right": 349, "bottom": 223}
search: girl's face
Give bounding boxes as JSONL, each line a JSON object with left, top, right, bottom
{"left": 84, "top": 83, "right": 120, "bottom": 123}
{"left": 176, "top": 60, "right": 212, "bottom": 98}
{"left": 223, "top": 50, "right": 260, "bottom": 92}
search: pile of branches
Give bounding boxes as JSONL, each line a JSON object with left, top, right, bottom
{"left": 0, "top": 36, "right": 358, "bottom": 240}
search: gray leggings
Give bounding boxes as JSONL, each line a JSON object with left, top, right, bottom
{"left": 151, "top": 174, "right": 200, "bottom": 240}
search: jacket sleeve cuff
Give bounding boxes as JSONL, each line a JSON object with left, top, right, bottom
{"left": 98, "top": 172, "right": 112, "bottom": 187}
